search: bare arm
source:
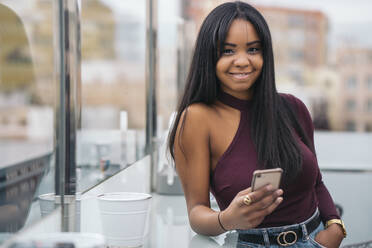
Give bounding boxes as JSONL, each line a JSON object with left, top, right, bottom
{"left": 174, "top": 104, "right": 222, "bottom": 235}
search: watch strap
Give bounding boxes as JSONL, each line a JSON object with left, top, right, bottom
{"left": 325, "top": 219, "right": 347, "bottom": 238}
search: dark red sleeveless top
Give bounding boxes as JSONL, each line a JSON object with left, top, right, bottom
{"left": 210, "top": 91, "right": 339, "bottom": 227}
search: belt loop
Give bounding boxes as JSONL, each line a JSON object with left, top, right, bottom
{"left": 262, "top": 229, "right": 270, "bottom": 247}
{"left": 301, "top": 223, "right": 309, "bottom": 241}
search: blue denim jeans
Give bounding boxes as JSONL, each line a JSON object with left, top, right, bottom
{"left": 237, "top": 209, "right": 326, "bottom": 248}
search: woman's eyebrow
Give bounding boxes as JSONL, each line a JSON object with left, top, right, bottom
{"left": 246, "top": 40, "right": 261, "bottom": 46}
{"left": 223, "top": 42, "right": 237, "bottom": 47}
{"left": 223, "top": 40, "right": 261, "bottom": 47}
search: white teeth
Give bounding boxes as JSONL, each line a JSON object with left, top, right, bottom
{"left": 229, "top": 72, "right": 250, "bottom": 75}
{"left": 229, "top": 72, "right": 252, "bottom": 80}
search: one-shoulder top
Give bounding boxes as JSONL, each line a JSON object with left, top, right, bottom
{"left": 210, "top": 91, "right": 340, "bottom": 227}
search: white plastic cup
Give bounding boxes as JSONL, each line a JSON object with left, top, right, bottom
{"left": 38, "top": 193, "right": 57, "bottom": 216}
{"left": 38, "top": 193, "right": 81, "bottom": 231}
{"left": 97, "top": 192, "right": 152, "bottom": 247}
{"left": 13, "top": 232, "right": 105, "bottom": 248}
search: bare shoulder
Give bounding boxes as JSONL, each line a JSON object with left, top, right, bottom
{"left": 179, "top": 103, "right": 214, "bottom": 129}
{"left": 174, "top": 103, "right": 212, "bottom": 162}
{"left": 175, "top": 103, "right": 214, "bottom": 149}
{"left": 187, "top": 102, "right": 213, "bottom": 115}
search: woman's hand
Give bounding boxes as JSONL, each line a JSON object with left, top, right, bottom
{"left": 220, "top": 185, "right": 283, "bottom": 230}
{"left": 314, "top": 224, "right": 344, "bottom": 248}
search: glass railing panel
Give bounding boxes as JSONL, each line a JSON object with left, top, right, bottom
{"left": 0, "top": 0, "right": 56, "bottom": 244}
{"left": 322, "top": 170, "right": 372, "bottom": 245}
{"left": 77, "top": 0, "right": 147, "bottom": 192}
{"left": 154, "top": 0, "right": 187, "bottom": 194}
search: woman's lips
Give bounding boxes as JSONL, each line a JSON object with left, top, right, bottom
{"left": 228, "top": 71, "right": 254, "bottom": 80}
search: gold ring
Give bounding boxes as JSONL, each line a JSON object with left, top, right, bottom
{"left": 243, "top": 195, "right": 252, "bottom": 206}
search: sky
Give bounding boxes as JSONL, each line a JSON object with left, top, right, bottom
{"left": 249, "top": 0, "right": 372, "bottom": 48}
{"left": 100, "top": 0, "right": 372, "bottom": 48}
{"left": 101, "top": 0, "right": 372, "bottom": 24}
{"left": 2, "top": 0, "right": 369, "bottom": 48}
{"left": 250, "top": 0, "right": 372, "bottom": 23}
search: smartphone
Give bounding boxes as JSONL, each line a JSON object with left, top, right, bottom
{"left": 251, "top": 168, "right": 283, "bottom": 191}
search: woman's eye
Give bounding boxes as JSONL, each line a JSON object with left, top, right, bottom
{"left": 248, "top": 47, "right": 260, "bottom": 53}
{"left": 222, "top": 49, "right": 234, "bottom": 55}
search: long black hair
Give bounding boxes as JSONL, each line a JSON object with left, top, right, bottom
{"left": 168, "top": 1, "right": 314, "bottom": 184}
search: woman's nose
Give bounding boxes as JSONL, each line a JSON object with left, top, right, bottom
{"left": 233, "top": 54, "right": 250, "bottom": 67}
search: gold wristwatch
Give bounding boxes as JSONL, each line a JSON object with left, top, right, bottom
{"left": 325, "top": 219, "right": 347, "bottom": 238}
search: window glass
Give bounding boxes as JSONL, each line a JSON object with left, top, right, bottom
{"left": 345, "top": 99, "right": 356, "bottom": 111}
{"left": 346, "top": 76, "right": 357, "bottom": 90}
{"left": 367, "top": 76, "right": 372, "bottom": 90}
{"left": 345, "top": 121, "right": 356, "bottom": 131}
{"left": 288, "top": 14, "right": 305, "bottom": 27}
{"left": 154, "top": 0, "right": 187, "bottom": 194}
{"left": 77, "top": 0, "right": 147, "bottom": 192}
{"left": 367, "top": 99, "right": 372, "bottom": 112}
{"left": 0, "top": 0, "right": 55, "bottom": 243}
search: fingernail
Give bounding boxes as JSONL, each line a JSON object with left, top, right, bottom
{"left": 277, "top": 197, "right": 283, "bottom": 203}
{"left": 276, "top": 189, "right": 283, "bottom": 196}
{"left": 266, "top": 185, "right": 273, "bottom": 191}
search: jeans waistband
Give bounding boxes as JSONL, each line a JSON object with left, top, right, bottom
{"left": 238, "top": 209, "right": 321, "bottom": 247}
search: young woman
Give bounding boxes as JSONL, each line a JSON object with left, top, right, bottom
{"left": 168, "top": 1, "right": 346, "bottom": 247}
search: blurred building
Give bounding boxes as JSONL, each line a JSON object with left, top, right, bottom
{"left": 304, "top": 46, "right": 372, "bottom": 132}
{"left": 81, "top": 0, "right": 116, "bottom": 60}
{"left": 0, "top": 4, "right": 34, "bottom": 94}
{"left": 79, "top": 1, "right": 146, "bottom": 129}
{"left": 254, "top": 5, "right": 333, "bottom": 130}
{"left": 29, "top": 0, "right": 55, "bottom": 106}
{"left": 255, "top": 5, "right": 328, "bottom": 86}
{"left": 334, "top": 47, "right": 372, "bottom": 132}
{"left": 28, "top": 0, "right": 148, "bottom": 129}
{"left": 303, "top": 67, "right": 341, "bottom": 131}
{"left": 182, "top": 0, "right": 211, "bottom": 31}
{"left": 0, "top": 3, "right": 35, "bottom": 139}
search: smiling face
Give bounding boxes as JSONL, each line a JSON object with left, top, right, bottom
{"left": 216, "top": 19, "right": 263, "bottom": 100}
